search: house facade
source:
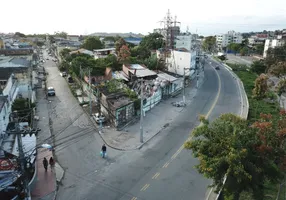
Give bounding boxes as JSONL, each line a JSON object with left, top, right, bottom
{"left": 100, "top": 90, "right": 134, "bottom": 128}
{"left": 94, "top": 48, "right": 116, "bottom": 60}
{"left": 164, "top": 49, "right": 196, "bottom": 77}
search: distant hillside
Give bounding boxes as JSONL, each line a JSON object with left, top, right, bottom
{"left": 89, "top": 32, "right": 145, "bottom": 38}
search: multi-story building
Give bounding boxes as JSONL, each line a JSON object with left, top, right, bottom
{"left": 263, "top": 36, "right": 285, "bottom": 58}
{"left": 175, "top": 32, "right": 199, "bottom": 52}
{"left": 0, "top": 72, "right": 19, "bottom": 136}
{"left": 248, "top": 34, "right": 268, "bottom": 46}
{"left": 216, "top": 31, "right": 243, "bottom": 50}
{"left": 158, "top": 48, "right": 197, "bottom": 77}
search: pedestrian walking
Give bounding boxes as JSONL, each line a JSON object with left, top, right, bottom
{"left": 43, "top": 157, "right": 48, "bottom": 172}
{"left": 101, "top": 144, "right": 107, "bottom": 158}
{"left": 49, "top": 157, "right": 55, "bottom": 171}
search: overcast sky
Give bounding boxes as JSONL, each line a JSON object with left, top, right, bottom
{"left": 2, "top": 0, "right": 286, "bottom": 36}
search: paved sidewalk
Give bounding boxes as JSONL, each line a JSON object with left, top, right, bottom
{"left": 31, "top": 71, "right": 64, "bottom": 200}
{"left": 85, "top": 70, "right": 205, "bottom": 150}
{"left": 31, "top": 148, "right": 56, "bottom": 200}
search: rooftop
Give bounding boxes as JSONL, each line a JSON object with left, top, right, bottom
{"left": 107, "top": 94, "right": 133, "bottom": 109}
{"left": 70, "top": 48, "right": 94, "bottom": 56}
{"left": 93, "top": 48, "right": 115, "bottom": 52}
{"left": 157, "top": 71, "right": 178, "bottom": 82}
{"left": 124, "top": 64, "right": 157, "bottom": 78}
{"left": 0, "top": 56, "right": 31, "bottom": 68}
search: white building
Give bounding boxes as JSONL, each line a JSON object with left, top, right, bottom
{"left": 0, "top": 73, "right": 19, "bottom": 136}
{"left": 263, "top": 37, "right": 285, "bottom": 58}
{"left": 163, "top": 49, "right": 197, "bottom": 77}
{"left": 94, "top": 48, "right": 116, "bottom": 60}
{"left": 216, "top": 31, "right": 243, "bottom": 50}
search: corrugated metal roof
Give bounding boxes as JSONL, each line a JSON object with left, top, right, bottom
{"left": 125, "top": 64, "right": 157, "bottom": 78}
{"left": 157, "top": 72, "right": 178, "bottom": 82}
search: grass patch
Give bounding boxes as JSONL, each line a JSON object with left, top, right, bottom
{"left": 234, "top": 71, "right": 280, "bottom": 123}
{"left": 213, "top": 56, "right": 222, "bottom": 62}
{"left": 226, "top": 62, "right": 249, "bottom": 71}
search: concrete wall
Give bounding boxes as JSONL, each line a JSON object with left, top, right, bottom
{"left": 143, "top": 87, "right": 162, "bottom": 114}
{"left": 167, "top": 50, "right": 196, "bottom": 76}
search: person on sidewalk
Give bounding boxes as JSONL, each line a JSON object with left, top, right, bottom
{"left": 43, "top": 157, "right": 48, "bottom": 172}
{"left": 101, "top": 144, "right": 107, "bottom": 158}
{"left": 49, "top": 157, "right": 55, "bottom": 171}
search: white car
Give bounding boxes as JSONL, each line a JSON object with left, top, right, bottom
{"left": 47, "top": 87, "right": 56, "bottom": 96}
{"left": 60, "top": 72, "right": 67, "bottom": 77}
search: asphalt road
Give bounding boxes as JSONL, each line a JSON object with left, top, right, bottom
{"left": 42, "top": 49, "right": 241, "bottom": 200}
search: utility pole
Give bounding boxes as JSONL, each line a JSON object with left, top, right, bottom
{"left": 97, "top": 87, "right": 103, "bottom": 132}
{"left": 89, "top": 68, "right": 92, "bottom": 116}
{"left": 183, "top": 69, "right": 186, "bottom": 104}
{"left": 140, "top": 79, "right": 144, "bottom": 143}
{"left": 80, "top": 65, "right": 83, "bottom": 94}
{"left": 8, "top": 112, "right": 32, "bottom": 200}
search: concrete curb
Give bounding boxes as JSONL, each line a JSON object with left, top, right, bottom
{"left": 82, "top": 107, "right": 160, "bottom": 151}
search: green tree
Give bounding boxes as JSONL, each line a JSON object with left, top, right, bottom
{"left": 59, "top": 48, "right": 71, "bottom": 61}
{"left": 104, "top": 54, "right": 120, "bottom": 70}
{"left": 36, "top": 41, "right": 45, "bottom": 47}
{"left": 252, "top": 73, "right": 268, "bottom": 99}
{"left": 142, "top": 55, "right": 158, "bottom": 70}
{"left": 118, "top": 45, "right": 131, "bottom": 63}
{"left": 268, "top": 61, "right": 286, "bottom": 78}
{"left": 58, "top": 61, "right": 70, "bottom": 72}
{"left": 240, "top": 47, "right": 249, "bottom": 56}
{"left": 81, "top": 36, "right": 104, "bottom": 51}
{"left": 48, "top": 35, "right": 55, "bottom": 43}
{"left": 15, "top": 32, "right": 26, "bottom": 38}
{"left": 54, "top": 31, "right": 67, "bottom": 39}
{"left": 250, "top": 60, "right": 267, "bottom": 74}
{"left": 265, "top": 44, "right": 286, "bottom": 66}
{"left": 228, "top": 43, "right": 241, "bottom": 55}
{"left": 103, "top": 36, "right": 116, "bottom": 42}
{"left": 202, "top": 36, "right": 216, "bottom": 52}
{"left": 254, "top": 44, "right": 264, "bottom": 55}
{"left": 185, "top": 113, "right": 286, "bottom": 200}
{"left": 12, "top": 98, "right": 35, "bottom": 123}
{"left": 139, "top": 33, "right": 164, "bottom": 51}
{"left": 115, "top": 38, "right": 126, "bottom": 55}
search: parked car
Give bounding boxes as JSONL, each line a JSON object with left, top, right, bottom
{"left": 94, "top": 113, "right": 106, "bottom": 124}
{"left": 60, "top": 72, "right": 67, "bottom": 77}
{"left": 68, "top": 76, "right": 74, "bottom": 83}
{"left": 47, "top": 87, "right": 56, "bottom": 96}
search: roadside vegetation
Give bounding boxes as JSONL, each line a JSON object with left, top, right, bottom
{"left": 186, "top": 44, "right": 286, "bottom": 200}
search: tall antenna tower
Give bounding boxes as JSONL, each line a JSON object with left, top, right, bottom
{"left": 159, "top": 9, "right": 174, "bottom": 49}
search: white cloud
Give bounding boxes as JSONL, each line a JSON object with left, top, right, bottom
{"left": 1, "top": 0, "right": 286, "bottom": 35}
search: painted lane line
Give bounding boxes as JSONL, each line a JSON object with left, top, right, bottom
{"left": 162, "top": 162, "right": 170, "bottom": 168}
{"left": 131, "top": 197, "right": 137, "bottom": 200}
{"left": 140, "top": 184, "right": 150, "bottom": 191}
{"left": 171, "top": 145, "right": 184, "bottom": 160}
{"left": 205, "top": 60, "right": 223, "bottom": 200}
{"left": 152, "top": 172, "right": 160, "bottom": 179}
